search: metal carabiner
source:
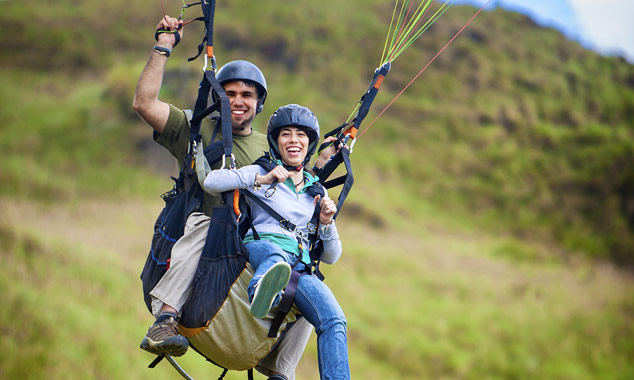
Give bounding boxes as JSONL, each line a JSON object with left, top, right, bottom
{"left": 265, "top": 185, "right": 276, "bottom": 198}
{"left": 306, "top": 222, "right": 317, "bottom": 234}
{"left": 220, "top": 154, "right": 236, "bottom": 170}
{"left": 203, "top": 54, "right": 217, "bottom": 73}
{"left": 265, "top": 180, "right": 279, "bottom": 198}
{"left": 348, "top": 137, "right": 357, "bottom": 153}
{"left": 190, "top": 140, "right": 198, "bottom": 170}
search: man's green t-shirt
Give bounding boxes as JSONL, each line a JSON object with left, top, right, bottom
{"left": 154, "top": 104, "right": 268, "bottom": 217}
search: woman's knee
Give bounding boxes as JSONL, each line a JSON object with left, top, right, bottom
{"left": 316, "top": 311, "right": 347, "bottom": 336}
{"left": 247, "top": 240, "right": 287, "bottom": 268}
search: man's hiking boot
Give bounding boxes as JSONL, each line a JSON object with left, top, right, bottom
{"left": 250, "top": 262, "right": 292, "bottom": 319}
{"left": 140, "top": 312, "right": 189, "bottom": 356}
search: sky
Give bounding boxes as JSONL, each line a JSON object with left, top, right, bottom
{"left": 452, "top": 0, "right": 634, "bottom": 63}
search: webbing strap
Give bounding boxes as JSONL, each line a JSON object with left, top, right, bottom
{"left": 317, "top": 147, "right": 353, "bottom": 220}
{"left": 203, "top": 0, "right": 216, "bottom": 54}
{"left": 243, "top": 191, "right": 297, "bottom": 232}
{"left": 348, "top": 62, "right": 390, "bottom": 134}
{"left": 189, "top": 70, "right": 232, "bottom": 153}
{"left": 189, "top": 101, "right": 220, "bottom": 129}
{"left": 313, "top": 63, "right": 390, "bottom": 216}
{"left": 206, "top": 69, "right": 233, "bottom": 157}
{"left": 188, "top": 73, "right": 210, "bottom": 144}
{"left": 268, "top": 269, "right": 303, "bottom": 338}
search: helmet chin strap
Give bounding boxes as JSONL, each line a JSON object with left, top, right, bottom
{"left": 268, "top": 149, "right": 305, "bottom": 172}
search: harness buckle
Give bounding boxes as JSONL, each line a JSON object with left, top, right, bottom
{"left": 279, "top": 219, "right": 295, "bottom": 232}
{"left": 295, "top": 229, "right": 308, "bottom": 240}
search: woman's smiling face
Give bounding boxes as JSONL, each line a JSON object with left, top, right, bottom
{"left": 277, "top": 127, "right": 310, "bottom": 167}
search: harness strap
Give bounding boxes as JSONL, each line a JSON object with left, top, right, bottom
{"left": 205, "top": 70, "right": 233, "bottom": 159}
{"left": 242, "top": 191, "right": 298, "bottom": 232}
{"left": 242, "top": 160, "right": 327, "bottom": 336}
{"left": 203, "top": 0, "right": 217, "bottom": 59}
{"left": 315, "top": 147, "right": 353, "bottom": 220}
{"left": 268, "top": 269, "right": 303, "bottom": 338}
{"left": 188, "top": 71, "right": 211, "bottom": 145}
{"left": 188, "top": 69, "right": 231, "bottom": 159}
{"left": 189, "top": 101, "right": 220, "bottom": 129}
{"left": 344, "top": 62, "right": 391, "bottom": 138}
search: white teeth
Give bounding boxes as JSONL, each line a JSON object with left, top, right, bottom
{"left": 232, "top": 110, "right": 246, "bottom": 115}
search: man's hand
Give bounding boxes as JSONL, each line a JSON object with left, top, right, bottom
{"left": 313, "top": 136, "right": 338, "bottom": 170}
{"left": 155, "top": 15, "right": 183, "bottom": 49}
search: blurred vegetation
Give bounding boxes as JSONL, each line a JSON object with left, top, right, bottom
{"left": 2, "top": 0, "right": 633, "bottom": 265}
{"left": 1, "top": 0, "right": 633, "bottom": 379}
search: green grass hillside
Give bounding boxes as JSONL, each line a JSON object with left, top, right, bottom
{"left": 1, "top": 0, "right": 633, "bottom": 379}
{"left": 2, "top": 197, "right": 633, "bottom": 379}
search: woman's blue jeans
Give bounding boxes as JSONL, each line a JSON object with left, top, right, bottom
{"left": 246, "top": 240, "right": 350, "bottom": 380}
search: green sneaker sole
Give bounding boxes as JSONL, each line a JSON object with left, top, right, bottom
{"left": 250, "top": 262, "right": 291, "bottom": 319}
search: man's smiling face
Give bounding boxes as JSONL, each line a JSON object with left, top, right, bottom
{"left": 223, "top": 81, "right": 259, "bottom": 135}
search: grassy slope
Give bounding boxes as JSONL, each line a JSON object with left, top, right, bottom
{"left": 1, "top": 0, "right": 634, "bottom": 379}
{"left": 1, "top": 195, "right": 632, "bottom": 380}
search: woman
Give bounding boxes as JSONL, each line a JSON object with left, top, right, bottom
{"left": 204, "top": 104, "right": 349, "bottom": 380}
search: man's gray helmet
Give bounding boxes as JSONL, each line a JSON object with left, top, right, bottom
{"left": 216, "top": 60, "right": 268, "bottom": 114}
{"left": 267, "top": 104, "right": 320, "bottom": 169}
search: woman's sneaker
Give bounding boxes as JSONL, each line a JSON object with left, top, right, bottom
{"left": 250, "top": 262, "right": 292, "bottom": 319}
{"left": 140, "top": 312, "right": 189, "bottom": 356}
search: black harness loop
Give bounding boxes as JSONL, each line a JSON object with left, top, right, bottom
{"left": 314, "top": 146, "right": 353, "bottom": 220}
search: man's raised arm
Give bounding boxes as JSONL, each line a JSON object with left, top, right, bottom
{"left": 133, "top": 16, "right": 183, "bottom": 134}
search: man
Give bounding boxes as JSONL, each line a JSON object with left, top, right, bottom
{"left": 132, "top": 15, "right": 313, "bottom": 380}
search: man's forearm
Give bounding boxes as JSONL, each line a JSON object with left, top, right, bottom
{"left": 133, "top": 48, "right": 171, "bottom": 133}
{"left": 133, "top": 16, "right": 182, "bottom": 133}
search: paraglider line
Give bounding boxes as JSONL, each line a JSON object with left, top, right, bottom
{"left": 359, "top": 0, "right": 492, "bottom": 138}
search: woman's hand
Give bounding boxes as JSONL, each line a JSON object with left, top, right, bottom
{"left": 259, "top": 165, "right": 291, "bottom": 185}
{"left": 314, "top": 195, "right": 337, "bottom": 225}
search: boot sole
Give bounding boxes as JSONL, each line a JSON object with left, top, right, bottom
{"left": 140, "top": 335, "right": 189, "bottom": 357}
